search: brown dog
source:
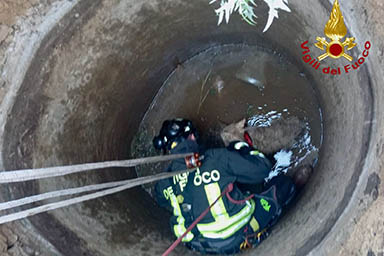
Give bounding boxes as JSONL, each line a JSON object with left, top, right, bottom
{"left": 220, "top": 117, "right": 305, "bottom": 154}
{"left": 220, "top": 117, "right": 313, "bottom": 187}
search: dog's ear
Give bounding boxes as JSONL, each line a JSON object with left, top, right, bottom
{"left": 223, "top": 119, "right": 246, "bottom": 135}
{"left": 235, "top": 119, "right": 246, "bottom": 130}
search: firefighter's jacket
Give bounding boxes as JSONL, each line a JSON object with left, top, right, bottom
{"left": 155, "top": 140, "right": 272, "bottom": 242}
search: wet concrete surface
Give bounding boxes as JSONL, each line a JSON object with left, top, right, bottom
{"left": 0, "top": 0, "right": 383, "bottom": 255}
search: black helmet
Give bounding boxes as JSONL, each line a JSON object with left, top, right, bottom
{"left": 153, "top": 119, "right": 197, "bottom": 151}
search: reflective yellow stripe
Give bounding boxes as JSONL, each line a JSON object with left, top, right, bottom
{"left": 199, "top": 214, "right": 252, "bottom": 239}
{"left": 235, "top": 142, "right": 248, "bottom": 150}
{"left": 198, "top": 200, "right": 255, "bottom": 239}
{"left": 204, "top": 183, "right": 229, "bottom": 221}
{"left": 170, "top": 194, "right": 194, "bottom": 242}
{"left": 197, "top": 183, "right": 256, "bottom": 239}
{"left": 250, "top": 150, "right": 260, "bottom": 155}
{"left": 250, "top": 217, "right": 260, "bottom": 232}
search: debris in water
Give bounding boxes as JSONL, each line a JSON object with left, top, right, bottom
{"left": 214, "top": 75, "right": 225, "bottom": 94}
{"left": 197, "top": 70, "right": 212, "bottom": 114}
{"left": 236, "top": 74, "right": 264, "bottom": 91}
{"left": 235, "top": 57, "right": 266, "bottom": 91}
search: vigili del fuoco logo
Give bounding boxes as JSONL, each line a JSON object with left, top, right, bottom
{"left": 300, "top": 0, "right": 371, "bottom": 75}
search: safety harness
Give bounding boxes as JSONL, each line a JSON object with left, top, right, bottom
{"left": 162, "top": 182, "right": 273, "bottom": 256}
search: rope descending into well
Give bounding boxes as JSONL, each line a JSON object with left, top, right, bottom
{"left": 0, "top": 153, "right": 195, "bottom": 225}
{"left": 0, "top": 153, "right": 192, "bottom": 184}
{"left": 0, "top": 168, "right": 196, "bottom": 225}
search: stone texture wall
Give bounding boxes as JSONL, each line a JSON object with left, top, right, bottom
{"left": 330, "top": 1, "right": 384, "bottom": 255}
{"left": 0, "top": 0, "right": 383, "bottom": 255}
{"left": 0, "top": 2, "right": 66, "bottom": 255}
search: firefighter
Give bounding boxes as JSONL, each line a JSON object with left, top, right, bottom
{"left": 153, "top": 119, "right": 297, "bottom": 255}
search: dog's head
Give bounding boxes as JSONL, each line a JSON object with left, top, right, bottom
{"left": 220, "top": 119, "right": 246, "bottom": 146}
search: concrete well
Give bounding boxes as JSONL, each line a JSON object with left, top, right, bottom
{"left": 0, "top": 0, "right": 383, "bottom": 255}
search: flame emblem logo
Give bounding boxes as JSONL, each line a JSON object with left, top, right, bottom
{"left": 314, "top": 0, "right": 356, "bottom": 61}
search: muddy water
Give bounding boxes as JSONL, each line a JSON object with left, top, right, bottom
{"left": 131, "top": 44, "right": 323, "bottom": 195}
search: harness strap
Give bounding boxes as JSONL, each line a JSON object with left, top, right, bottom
{"left": 225, "top": 183, "right": 255, "bottom": 204}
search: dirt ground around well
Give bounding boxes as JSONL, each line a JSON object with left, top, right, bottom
{"left": 0, "top": 2, "right": 58, "bottom": 255}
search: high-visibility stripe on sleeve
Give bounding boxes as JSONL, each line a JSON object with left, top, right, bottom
{"left": 250, "top": 150, "right": 260, "bottom": 156}
{"left": 235, "top": 142, "right": 249, "bottom": 150}
{"left": 250, "top": 217, "right": 260, "bottom": 232}
{"left": 169, "top": 194, "right": 194, "bottom": 242}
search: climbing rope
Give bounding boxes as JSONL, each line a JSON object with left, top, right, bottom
{"left": 0, "top": 152, "right": 257, "bottom": 254}
{"left": 0, "top": 153, "right": 192, "bottom": 184}
{"left": 0, "top": 179, "right": 132, "bottom": 211}
{"left": 0, "top": 153, "right": 195, "bottom": 224}
{"left": 0, "top": 167, "right": 196, "bottom": 225}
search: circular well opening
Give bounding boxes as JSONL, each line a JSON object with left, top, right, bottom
{"left": 0, "top": 0, "right": 373, "bottom": 255}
